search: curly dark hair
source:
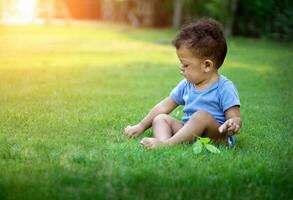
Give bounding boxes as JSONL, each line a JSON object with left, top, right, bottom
{"left": 172, "top": 18, "right": 227, "bottom": 69}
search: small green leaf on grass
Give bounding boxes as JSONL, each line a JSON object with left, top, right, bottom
{"left": 193, "top": 140, "right": 203, "bottom": 154}
{"left": 199, "top": 137, "right": 211, "bottom": 144}
{"left": 204, "top": 143, "right": 221, "bottom": 154}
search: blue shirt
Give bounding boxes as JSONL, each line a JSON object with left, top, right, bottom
{"left": 170, "top": 75, "right": 240, "bottom": 125}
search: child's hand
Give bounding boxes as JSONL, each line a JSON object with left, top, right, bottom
{"left": 218, "top": 118, "right": 241, "bottom": 136}
{"left": 124, "top": 124, "right": 144, "bottom": 138}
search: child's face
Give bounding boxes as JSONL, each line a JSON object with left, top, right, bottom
{"left": 176, "top": 47, "right": 207, "bottom": 84}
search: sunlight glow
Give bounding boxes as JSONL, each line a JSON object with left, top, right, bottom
{"left": 17, "top": 0, "right": 36, "bottom": 16}
{"left": 1, "top": 0, "right": 38, "bottom": 24}
{"left": 17, "top": 0, "right": 37, "bottom": 20}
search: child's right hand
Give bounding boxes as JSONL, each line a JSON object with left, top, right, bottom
{"left": 124, "top": 124, "right": 144, "bottom": 137}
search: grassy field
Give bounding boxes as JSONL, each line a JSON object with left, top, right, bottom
{"left": 0, "top": 22, "right": 292, "bottom": 200}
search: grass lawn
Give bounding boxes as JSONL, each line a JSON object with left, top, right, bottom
{"left": 0, "top": 22, "right": 292, "bottom": 200}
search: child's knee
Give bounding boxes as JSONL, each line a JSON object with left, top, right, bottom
{"left": 152, "top": 114, "right": 170, "bottom": 125}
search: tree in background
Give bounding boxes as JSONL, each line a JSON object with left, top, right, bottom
{"left": 170, "top": 0, "right": 293, "bottom": 41}
{"left": 1, "top": 0, "right": 291, "bottom": 41}
{"left": 101, "top": 0, "right": 171, "bottom": 27}
{"left": 169, "top": 0, "right": 238, "bottom": 36}
{"left": 235, "top": 0, "right": 293, "bottom": 41}
{"left": 173, "top": 0, "right": 184, "bottom": 28}
{"left": 204, "top": 0, "right": 238, "bottom": 36}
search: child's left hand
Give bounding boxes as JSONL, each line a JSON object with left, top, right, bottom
{"left": 218, "top": 118, "right": 241, "bottom": 136}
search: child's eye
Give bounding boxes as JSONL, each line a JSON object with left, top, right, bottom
{"left": 182, "top": 64, "right": 188, "bottom": 68}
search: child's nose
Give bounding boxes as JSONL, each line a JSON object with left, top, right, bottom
{"left": 179, "top": 67, "right": 184, "bottom": 75}
{"left": 179, "top": 67, "right": 184, "bottom": 72}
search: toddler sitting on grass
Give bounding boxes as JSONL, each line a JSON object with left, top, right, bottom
{"left": 125, "top": 18, "right": 241, "bottom": 149}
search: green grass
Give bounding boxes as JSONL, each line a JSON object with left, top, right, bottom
{"left": 0, "top": 22, "right": 292, "bottom": 200}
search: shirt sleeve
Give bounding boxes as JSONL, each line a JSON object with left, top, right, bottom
{"left": 169, "top": 79, "right": 187, "bottom": 105}
{"left": 219, "top": 80, "right": 241, "bottom": 112}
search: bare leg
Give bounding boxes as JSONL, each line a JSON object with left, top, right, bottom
{"left": 140, "top": 114, "right": 183, "bottom": 149}
{"left": 142, "top": 111, "right": 228, "bottom": 149}
{"left": 152, "top": 114, "right": 183, "bottom": 141}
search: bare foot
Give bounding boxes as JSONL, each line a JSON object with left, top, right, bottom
{"left": 140, "top": 137, "right": 165, "bottom": 149}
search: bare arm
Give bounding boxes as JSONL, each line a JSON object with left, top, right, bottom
{"left": 218, "top": 106, "right": 242, "bottom": 136}
{"left": 125, "top": 96, "right": 178, "bottom": 137}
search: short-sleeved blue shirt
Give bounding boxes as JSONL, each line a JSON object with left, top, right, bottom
{"left": 170, "top": 75, "right": 240, "bottom": 125}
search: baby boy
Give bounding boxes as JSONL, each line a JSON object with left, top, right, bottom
{"left": 125, "top": 18, "right": 241, "bottom": 149}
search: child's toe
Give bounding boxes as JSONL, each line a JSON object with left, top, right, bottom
{"left": 144, "top": 139, "right": 151, "bottom": 145}
{"left": 140, "top": 138, "right": 149, "bottom": 147}
{"left": 140, "top": 138, "right": 147, "bottom": 144}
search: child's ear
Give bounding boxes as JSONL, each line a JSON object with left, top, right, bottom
{"left": 204, "top": 59, "right": 214, "bottom": 72}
